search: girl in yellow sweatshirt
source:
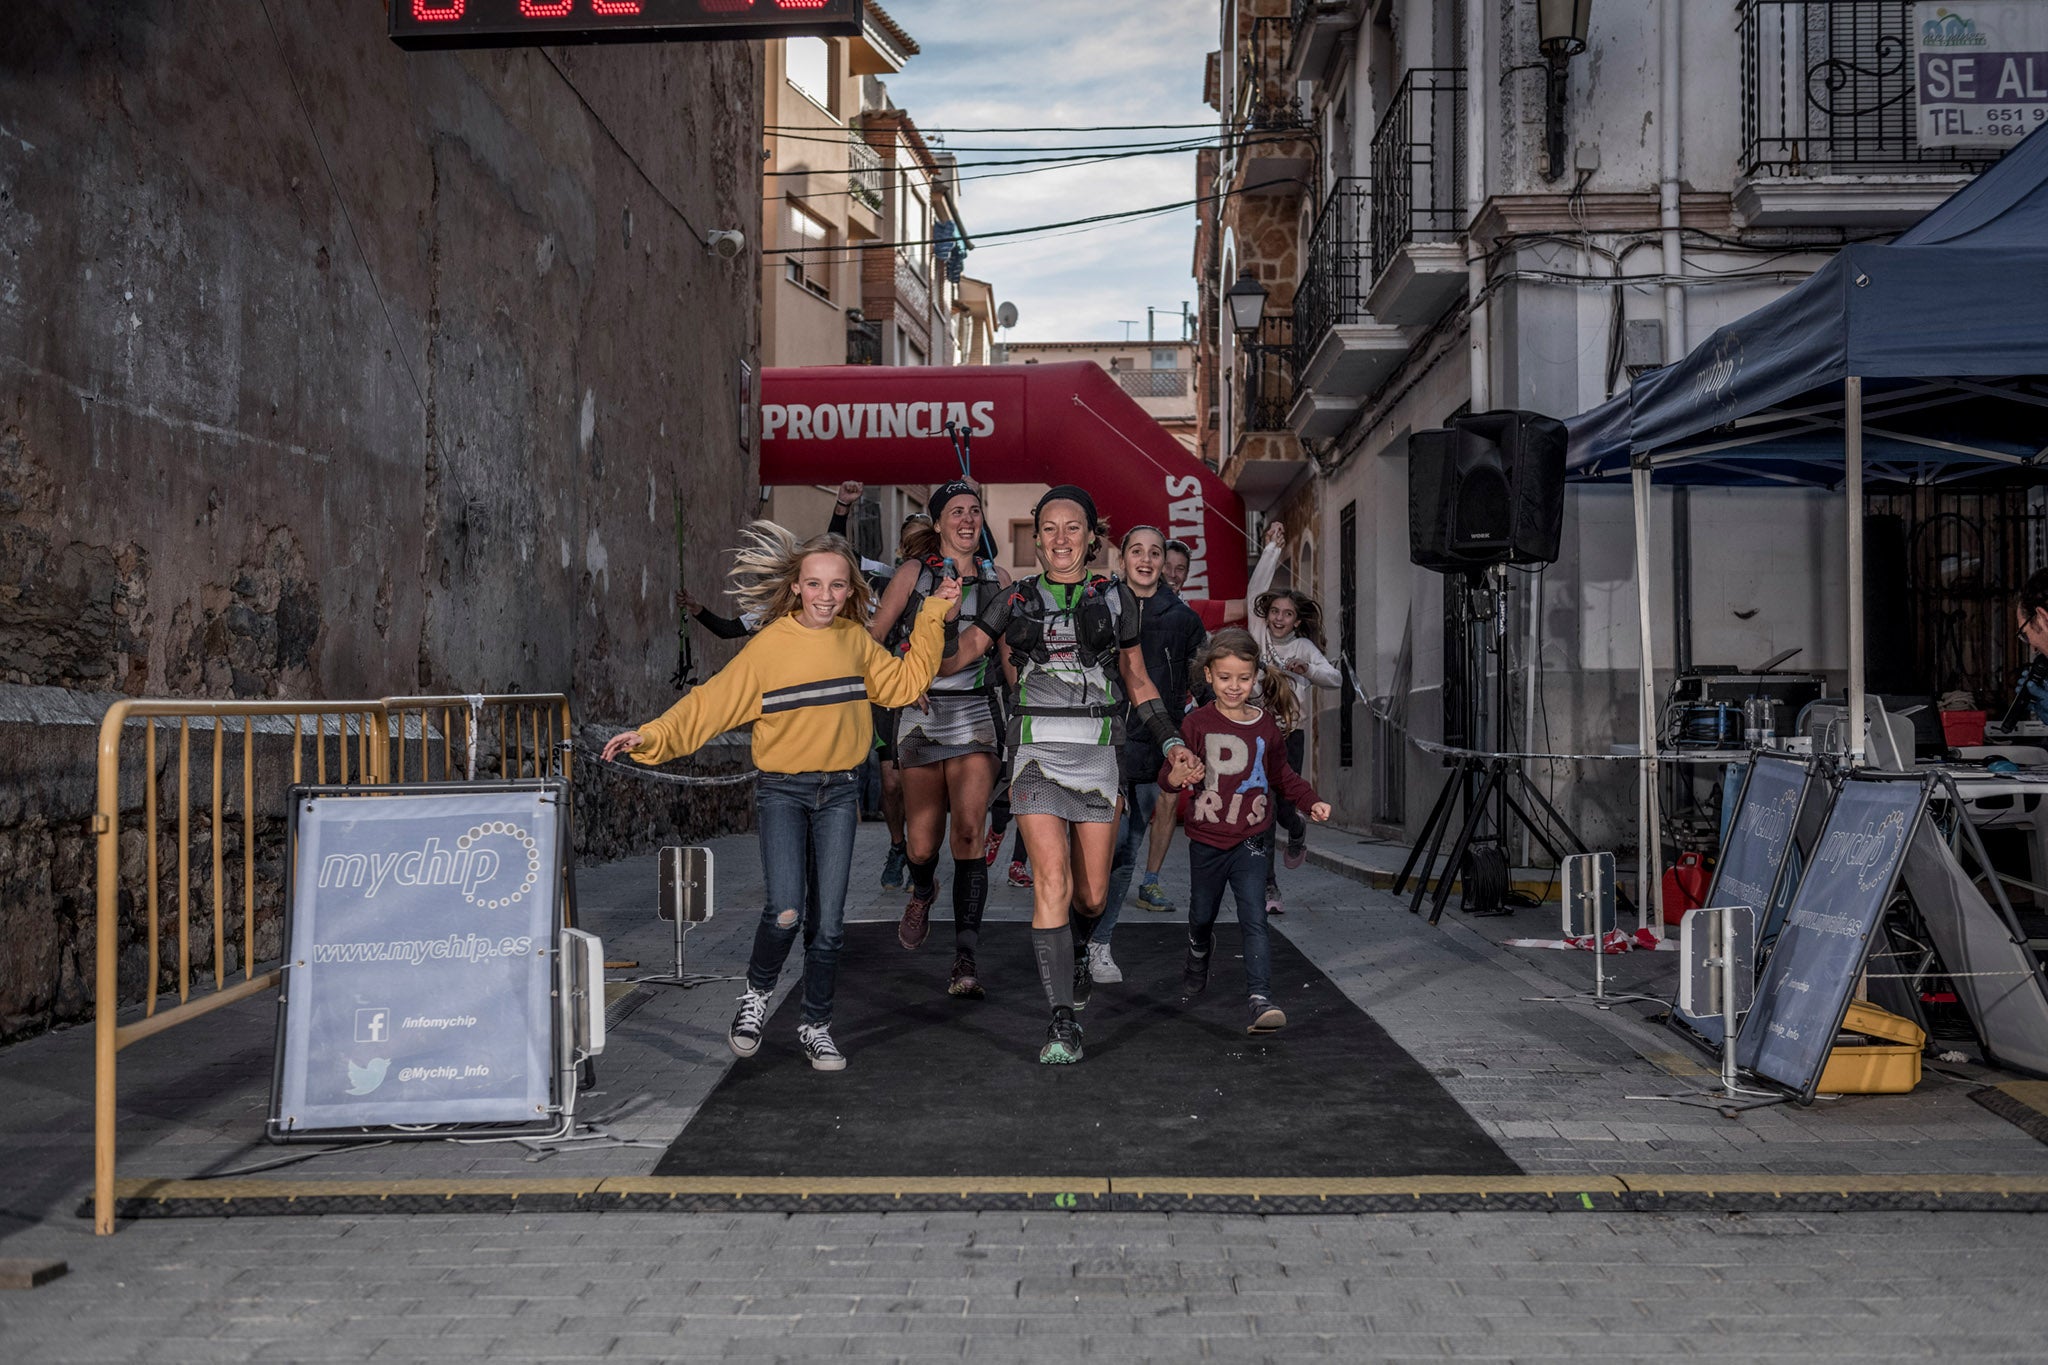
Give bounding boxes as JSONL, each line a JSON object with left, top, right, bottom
{"left": 603, "top": 523, "right": 957, "bottom": 1071}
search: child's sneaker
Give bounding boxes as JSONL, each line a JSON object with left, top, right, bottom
{"left": 1135, "top": 880, "right": 1177, "bottom": 913}
{"left": 1038, "top": 1008, "right": 1084, "bottom": 1064}
{"left": 728, "top": 987, "right": 770, "bottom": 1057}
{"left": 947, "top": 952, "right": 985, "bottom": 1000}
{"left": 1008, "top": 859, "right": 1034, "bottom": 888}
{"left": 1181, "top": 943, "right": 1211, "bottom": 997}
{"left": 1247, "top": 996, "right": 1287, "bottom": 1034}
{"left": 1085, "top": 940, "right": 1122, "bottom": 983}
{"left": 797, "top": 1022, "right": 847, "bottom": 1071}
{"left": 1284, "top": 828, "right": 1308, "bottom": 870}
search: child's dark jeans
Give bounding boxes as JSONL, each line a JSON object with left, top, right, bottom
{"left": 1186, "top": 832, "right": 1273, "bottom": 998}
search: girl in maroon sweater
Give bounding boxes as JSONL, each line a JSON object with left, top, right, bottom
{"left": 1160, "top": 629, "right": 1332, "bottom": 1033}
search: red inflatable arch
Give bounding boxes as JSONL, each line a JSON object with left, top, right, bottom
{"left": 759, "top": 362, "right": 1248, "bottom": 622}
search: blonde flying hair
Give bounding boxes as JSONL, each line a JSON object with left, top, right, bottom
{"left": 1197, "top": 627, "right": 1299, "bottom": 731}
{"left": 728, "top": 521, "right": 875, "bottom": 624}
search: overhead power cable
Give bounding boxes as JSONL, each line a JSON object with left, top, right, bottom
{"left": 762, "top": 128, "right": 1278, "bottom": 155}
{"left": 766, "top": 131, "right": 1303, "bottom": 180}
{"left": 763, "top": 120, "right": 1221, "bottom": 134}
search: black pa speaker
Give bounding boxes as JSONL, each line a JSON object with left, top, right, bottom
{"left": 1408, "top": 410, "right": 1567, "bottom": 572}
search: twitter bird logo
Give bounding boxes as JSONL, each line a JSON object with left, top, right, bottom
{"left": 346, "top": 1057, "right": 391, "bottom": 1095}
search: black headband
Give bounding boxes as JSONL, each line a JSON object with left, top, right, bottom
{"left": 1034, "top": 484, "right": 1098, "bottom": 533}
{"left": 930, "top": 480, "right": 981, "bottom": 521}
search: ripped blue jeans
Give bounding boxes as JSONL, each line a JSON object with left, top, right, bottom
{"left": 747, "top": 769, "right": 860, "bottom": 1025}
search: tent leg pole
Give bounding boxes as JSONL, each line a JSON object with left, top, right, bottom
{"left": 1632, "top": 464, "right": 1664, "bottom": 936}
{"left": 1847, "top": 375, "right": 1866, "bottom": 768}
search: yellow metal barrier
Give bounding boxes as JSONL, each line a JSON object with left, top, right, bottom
{"left": 92, "top": 692, "right": 577, "bottom": 1234}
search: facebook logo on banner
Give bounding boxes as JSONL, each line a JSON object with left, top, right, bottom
{"left": 355, "top": 1008, "right": 391, "bottom": 1044}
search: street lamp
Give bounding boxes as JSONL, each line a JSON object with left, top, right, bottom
{"left": 1537, "top": 0, "right": 1593, "bottom": 182}
{"left": 1225, "top": 268, "right": 1269, "bottom": 335}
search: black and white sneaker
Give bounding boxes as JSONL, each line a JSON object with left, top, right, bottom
{"left": 1247, "top": 995, "right": 1287, "bottom": 1035}
{"left": 1181, "top": 943, "right": 1211, "bottom": 997}
{"left": 728, "top": 988, "right": 770, "bottom": 1057}
{"left": 797, "top": 1022, "right": 848, "bottom": 1071}
{"left": 1072, "top": 950, "right": 1093, "bottom": 1011}
{"left": 1038, "top": 1008, "right": 1084, "bottom": 1065}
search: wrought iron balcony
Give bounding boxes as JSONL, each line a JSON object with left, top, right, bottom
{"left": 1242, "top": 314, "right": 1295, "bottom": 432}
{"left": 1292, "top": 178, "right": 1370, "bottom": 368}
{"left": 1236, "top": 15, "right": 1308, "bottom": 132}
{"left": 1741, "top": 1, "right": 2006, "bottom": 177}
{"left": 1369, "top": 68, "right": 1465, "bottom": 284}
{"left": 849, "top": 134, "right": 885, "bottom": 213}
{"left": 846, "top": 318, "right": 881, "bottom": 366}
{"left": 1115, "top": 368, "right": 1190, "bottom": 400}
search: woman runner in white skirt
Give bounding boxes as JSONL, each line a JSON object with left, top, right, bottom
{"left": 868, "top": 480, "right": 1011, "bottom": 998}
{"left": 942, "top": 486, "right": 1203, "bottom": 1064}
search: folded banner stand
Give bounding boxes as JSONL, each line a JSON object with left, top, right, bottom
{"left": 1670, "top": 752, "right": 1820, "bottom": 1048}
{"left": 1522, "top": 852, "right": 1663, "bottom": 1010}
{"left": 268, "top": 781, "right": 603, "bottom": 1146}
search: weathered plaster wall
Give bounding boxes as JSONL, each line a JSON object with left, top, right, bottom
{"left": 0, "top": 1, "right": 764, "bottom": 1039}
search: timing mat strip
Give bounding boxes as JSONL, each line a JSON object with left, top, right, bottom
{"left": 88, "top": 1173, "right": 2048, "bottom": 1219}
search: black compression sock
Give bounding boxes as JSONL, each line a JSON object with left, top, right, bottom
{"left": 1031, "top": 926, "right": 1075, "bottom": 1011}
{"left": 908, "top": 854, "right": 940, "bottom": 899}
{"left": 952, "top": 857, "right": 988, "bottom": 954}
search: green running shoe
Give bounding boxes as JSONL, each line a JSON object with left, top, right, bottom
{"left": 1038, "top": 1008, "right": 1084, "bottom": 1064}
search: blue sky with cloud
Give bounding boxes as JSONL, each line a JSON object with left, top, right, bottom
{"left": 870, "top": 0, "right": 1216, "bottom": 344}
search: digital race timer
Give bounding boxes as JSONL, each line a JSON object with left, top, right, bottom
{"left": 390, "top": 0, "right": 864, "bottom": 50}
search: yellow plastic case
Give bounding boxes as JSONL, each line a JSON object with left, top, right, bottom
{"left": 1817, "top": 1001, "right": 1927, "bottom": 1094}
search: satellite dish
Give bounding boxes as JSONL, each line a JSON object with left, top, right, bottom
{"left": 996, "top": 301, "right": 1019, "bottom": 330}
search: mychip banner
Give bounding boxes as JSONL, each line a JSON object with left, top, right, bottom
{"left": 1917, "top": 3, "right": 2048, "bottom": 148}
{"left": 272, "top": 785, "right": 565, "bottom": 1135}
{"left": 1736, "top": 776, "right": 1928, "bottom": 1100}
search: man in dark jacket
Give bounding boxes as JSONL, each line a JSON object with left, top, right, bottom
{"left": 1085, "top": 526, "right": 1209, "bottom": 984}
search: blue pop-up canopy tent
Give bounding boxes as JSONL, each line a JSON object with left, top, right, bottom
{"left": 1566, "top": 125, "right": 2048, "bottom": 922}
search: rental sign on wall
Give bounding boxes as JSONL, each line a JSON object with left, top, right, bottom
{"left": 1917, "top": 3, "right": 2048, "bottom": 147}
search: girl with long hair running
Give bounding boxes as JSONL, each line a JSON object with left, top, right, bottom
{"left": 603, "top": 522, "right": 958, "bottom": 1072}
{"left": 942, "top": 486, "right": 1203, "bottom": 1064}
{"left": 1248, "top": 521, "right": 1342, "bottom": 914}
{"left": 869, "top": 480, "right": 1011, "bottom": 998}
{"left": 1164, "top": 628, "right": 1331, "bottom": 1033}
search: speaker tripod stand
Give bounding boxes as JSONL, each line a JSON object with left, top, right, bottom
{"left": 1392, "top": 568, "right": 1632, "bottom": 927}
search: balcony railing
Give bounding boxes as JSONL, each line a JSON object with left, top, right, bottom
{"left": 1242, "top": 314, "right": 1295, "bottom": 432}
{"left": 1114, "top": 368, "right": 1190, "bottom": 400}
{"left": 1741, "top": 1, "right": 2005, "bottom": 177}
{"left": 1292, "top": 178, "right": 1370, "bottom": 367}
{"left": 1237, "top": 15, "right": 1308, "bottom": 132}
{"left": 849, "top": 134, "right": 885, "bottom": 212}
{"left": 1369, "top": 69, "right": 1465, "bottom": 282}
{"left": 846, "top": 318, "right": 881, "bottom": 366}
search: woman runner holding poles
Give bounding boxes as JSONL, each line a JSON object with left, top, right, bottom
{"left": 602, "top": 523, "right": 957, "bottom": 1071}
{"left": 1163, "top": 628, "right": 1331, "bottom": 1033}
{"left": 868, "top": 480, "right": 1011, "bottom": 999}
{"left": 943, "top": 486, "right": 1203, "bottom": 1064}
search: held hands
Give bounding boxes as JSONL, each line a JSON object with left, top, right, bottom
{"left": 1283, "top": 658, "right": 1309, "bottom": 675}
{"left": 1309, "top": 802, "right": 1333, "bottom": 823}
{"left": 601, "top": 731, "right": 643, "bottom": 763}
{"left": 1166, "top": 745, "right": 1205, "bottom": 787}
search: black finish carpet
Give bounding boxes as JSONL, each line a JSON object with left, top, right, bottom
{"left": 653, "top": 921, "right": 1517, "bottom": 1180}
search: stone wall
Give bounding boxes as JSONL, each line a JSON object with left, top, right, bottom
{"left": 0, "top": 2, "right": 765, "bottom": 1040}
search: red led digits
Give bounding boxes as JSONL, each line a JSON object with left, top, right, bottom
{"left": 773, "top": 1, "right": 833, "bottom": 7}
{"left": 519, "top": 1, "right": 574, "bottom": 15}
{"left": 412, "top": 0, "right": 465, "bottom": 18}
{"left": 698, "top": 1, "right": 756, "bottom": 10}
{"left": 590, "top": 1, "right": 644, "bottom": 10}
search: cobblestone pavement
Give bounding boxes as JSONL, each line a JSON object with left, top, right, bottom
{"left": 4, "top": 821, "right": 2048, "bottom": 1359}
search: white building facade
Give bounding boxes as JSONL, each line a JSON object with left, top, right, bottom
{"left": 1251, "top": 0, "right": 2008, "bottom": 848}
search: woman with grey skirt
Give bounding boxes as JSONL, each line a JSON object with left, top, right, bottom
{"left": 868, "top": 480, "right": 1011, "bottom": 999}
{"left": 942, "top": 485, "right": 1203, "bottom": 1064}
